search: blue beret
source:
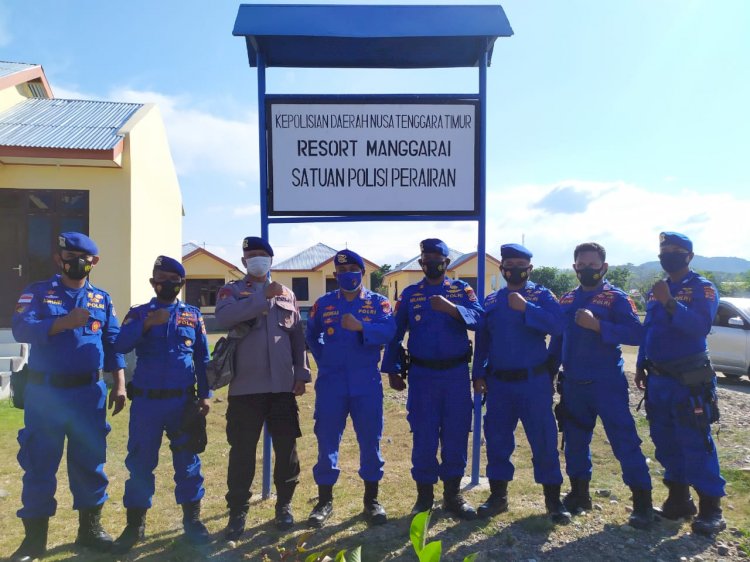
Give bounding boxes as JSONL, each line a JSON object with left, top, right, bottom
{"left": 501, "top": 243, "right": 533, "bottom": 261}
{"left": 660, "top": 232, "right": 693, "bottom": 252}
{"left": 242, "top": 236, "right": 274, "bottom": 256}
{"left": 153, "top": 255, "right": 185, "bottom": 278}
{"left": 334, "top": 249, "right": 365, "bottom": 270}
{"left": 420, "top": 238, "right": 449, "bottom": 257}
{"left": 58, "top": 232, "right": 98, "bottom": 255}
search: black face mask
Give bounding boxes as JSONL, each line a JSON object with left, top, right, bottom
{"left": 153, "top": 280, "right": 183, "bottom": 301}
{"left": 502, "top": 266, "right": 530, "bottom": 286}
{"left": 61, "top": 256, "right": 92, "bottom": 280}
{"left": 421, "top": 260, "right": 446, "bottom": 280}
{"left": 659, "top": 252, "right": 689, "bottom": 273}
{"left": 576, "top": 267, "right": 605, "bottom": 288}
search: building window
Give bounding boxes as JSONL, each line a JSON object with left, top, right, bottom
{"left": 461, "top": 277, "right": 478, "bottom": 292}
{"left": 394, "top": 280, "right": 398, "bottom": 300}
{"left": 325, "top": 277, "right": 338, "bottom": 293}
{"left": 185, "top": 279, "right": 225, "bottom": 308}
{"left": 292, "top": 277, "right": 309, "bottom": 301}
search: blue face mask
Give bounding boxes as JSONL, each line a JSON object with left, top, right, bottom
{"left": 337, "top": 271, "right": 362, "bottom": 292}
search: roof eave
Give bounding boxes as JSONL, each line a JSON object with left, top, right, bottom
{"left": 0, "top": 65, "right": 53, "bottom": 98}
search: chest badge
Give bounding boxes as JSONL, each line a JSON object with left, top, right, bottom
{"left": 90, "top": 320, "right": 102, "bottom": 333}
{"left": 327, "top": 327, "right": 335, "bottom": 336}
{"left": 415, "top": 314, "right": 422, "bottom": 322}
{"left": 184, "top": 339, "right": 193, "bottom": 347}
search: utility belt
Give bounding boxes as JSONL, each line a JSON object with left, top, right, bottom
{"left": 127, "top": 383, "right": 195, "bottom": 400}
{"left": 646, "top": 351, "right": 715, "bottom": 387}
{"left": 490, "top": 362, "right": 547, "bottom": 382}
{"left": 28, "top": 369, "right": 101, "bottom": 388}
{"left": 410, "top": 343, "right": 472, "bottom": 371}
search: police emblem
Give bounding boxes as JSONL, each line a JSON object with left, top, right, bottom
{"left": 185, "top": 339, "right": 193, "bottom": 346}
{"left": 90, "top": 320, "right": 102, "bottom": 332}
{"left": 337, "top": 254, "right": 347, "bottom": 264}
{"left": 327, "top": 327, "right": 335, "bottom": 335}
{"left": 415, "top": 314, "right": 422, "bottom": 321}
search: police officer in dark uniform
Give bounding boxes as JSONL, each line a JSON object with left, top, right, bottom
{"left": 111, "top": 256, "right": 211, "bottom": 552}
{"left": 305, "top": 249, "right": 396, "bottom": 527}
{"left": 11, "top": 232, "right": 126, "bottom": 561}
{"left": 472, "top": 244, "right": 570, "bottom": 523}
{"left": 550, "top": 242, "right": 654, "bottom": 530}
{"left": 635, "top": 232, "right": 726, "bottom": 536}
{"left": 382, "top": 238, "right": 483, "bottom": 520}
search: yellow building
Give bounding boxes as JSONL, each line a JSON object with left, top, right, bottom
{"left": 384, "top": 249, "right": 502, "bottom": 305}
{"left": 182, "top": 243, "right": 243, "bottom": 313}
{"left": 271, "top": 243, "right": 380, "bottom": 313}
{"left": 0, "top": 61, "right": 182, "bottom": 327}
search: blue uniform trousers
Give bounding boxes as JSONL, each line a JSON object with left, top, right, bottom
{"left": 312, "top": 383, "right": 384, "bottom": 485}
{"left": 17, "top": 380, "right": 110, "bottom": 518}
{"left": 485, "top": 373, "right": 562, "bottom": 484}
{"left": 123, "top": 396, "right": 205, "bottom": 508}
{"left": 407, "top": 365, "right": 472, "bottom": 484}
{"left": 646, "top": 375, "right": 725, "bottom": 497}
{"left": 562, "top": 374, "right": 651, "bottom": 489}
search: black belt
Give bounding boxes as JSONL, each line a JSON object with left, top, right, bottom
{"left": 491, "top": 363, "right": 548, "bottom": 382}
{"left": 131, "top": 386, "right": 194, "bottom": 400}
{"left": 28, "top": 370, "right": 100, "bottom": 388}
{"left": 411, "top": 353, "right": 470, "bottom": 370}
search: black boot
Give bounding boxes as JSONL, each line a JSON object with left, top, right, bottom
{"left": 655, "top": 480, "right": 697, "bottom": 520}
{"left": 691, "top": 492, "right": 727, "bottom": 536}
{"left": 363, "top": 481, "right": 387, "bottom": 525}
{"left": 182, "top": 501, "right": 210, "bottom": 545}
{"left": 544, "top": 484, "right": 572, "bottom": 524}
{"left": 275, "top": 482, "right": 296, "bottom": 530}
{"left": 562, "top": 478, "right": 592, "bottom": 515}
{"left": 11, "top": 517, "right": 48, "bottom": 562}
{"left": 477, "top": 480, "right": 508, "bottom": 518}
{"left": 112, "top": 508, "right": 147, "bottom": 554}
{"left": 307, "top": 485, "right": 333, "bottom": 528}
{"left": 628, "top": 487, "right": 655, "bottom": 530}
{"left": 443, "top": 478, "right": 477, "bottom": 520}
{"left": 75, "top": 505, "right": 114, "bottom": 552}
{"left": 224, "top": 505, "right": 248, "bottom": 542}
{"left": 411, "top": 483, "right": 434, "bottom": 514}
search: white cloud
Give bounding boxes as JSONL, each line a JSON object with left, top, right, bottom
{"left": 0, "top": 6, "right": 11, "bottom": 47}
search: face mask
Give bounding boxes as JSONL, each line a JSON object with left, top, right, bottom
{"left": 61, "top": 256, "right": 92, "bottom": 280}
{"left": 246, "top": 256, "right": 272, "bottom": 278}
{"left": 659, "top": 252, "right": 689, "bottom": 273}
{"left": 502, "top": 266, "right": 530, "bottom": 286}
{"left": 422, "top": 260, "right": 446, "bottom": 280}
{"left": 337, "top": 271, "right": 362, "bottom": 292}
{"left": 153, "top": 279, "right": 183, "bottom": 301}
{"left": 576, "top": 266, "right": 605, "bottom": 288}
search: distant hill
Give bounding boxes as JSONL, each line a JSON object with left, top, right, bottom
{"left": 633, "top": 256, "right": 750, "bottom": 275}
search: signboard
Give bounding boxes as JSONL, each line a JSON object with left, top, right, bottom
{"left": 266, "top": 96, "right": 480, "bottom": 216}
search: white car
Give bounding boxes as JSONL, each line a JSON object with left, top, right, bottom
{"left": 708, "top": 297, "right": 750, "bottom": 381}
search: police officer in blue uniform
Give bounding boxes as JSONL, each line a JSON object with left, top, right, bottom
{"left": 472, "top": 244, "right": 570, "bottom": 523}
{"left": 305, "top": 249, "right": 396, "bottom": 527}
{"left": 11, "top": 232, "right": 126, "bottom": 561}
{"left": 635, "top": 232, "right": 726, "bottom": 536}
{"left": 111, "top": 256, "right": 211, "bottom": 552}
{"left": 550, "top": 242, "right": 654, "bottom": 529}
{"left": 382, "top": 239, "right": 483, "bottom": 519}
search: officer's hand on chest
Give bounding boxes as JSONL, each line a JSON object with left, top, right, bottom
{"left": 575, "top": 308, "right": 601, "bottom": 332}
{"left": 64, "top": 307, "right": 90, "bottom": 329}
{"left": 341, "top": 313, "right": 363, "bottom": 332}
{"left": 265, "top": 282, "right": 284, "bottom": 299}
{"left": 507, "top": 292, "right": 528, "bottom": 312}
{"left": 429, "top": 295, "right": 455, "bottom": 314}
{"left": 145, "top": 308, "right": 170, "bottom": 330}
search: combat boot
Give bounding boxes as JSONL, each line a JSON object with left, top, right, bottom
{"left": 477, "top": 480, "right": 508, "bottom": 518}
{"left": 562, "top": 478, "right": 592, "bottom": 515}
{"left": 691, "top": 492, "right": 727, "bottom": 536}
{"left": 655, "top": 480, "right": 697, "bottom": 520}
{"left": 363, "top": 481, "right": 387, "bottom": 525}
{"left": 275, "top": 482, "right": 296, "bottom": 530}
{"left": 411, "top": 483, "right": 434, "bottom": 514}
{"left": 544, "top": 484, "right": 572, "bottom": 524}
{"left": 112, "top": 508, "right": 147, "bottom": 554}
{"left": 224, "top": 505, "right": 248, "bottom": 542}
{"left": 307, "top": 485, "right": 334, "bottom": 528}
{"left": 628, "top": 487, "right": 655, "bottom": 530}
{"left": 182, "top": 501, "right": 210, "bottom": 545}
{"left": 443, "top": 478, "right": 477, "bottom": 520}
{"left": 11, "top": 517, "right": 48, "bottom": 562}
{"left": 75, "top": 504, "right": 114, "bottom": 552}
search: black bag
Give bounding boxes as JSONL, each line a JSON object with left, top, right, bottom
{"left": 176, "top": 399, "right": 207, "bottom": 455}
{"left": 206, "top": 322, "right": 252, "bottom": 390}
{"left": 10, "top": 365, "right": 29, "bottom": 409}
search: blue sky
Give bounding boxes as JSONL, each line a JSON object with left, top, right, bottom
{"left": 2, "top": 0, "right": 749, "bottom": 269}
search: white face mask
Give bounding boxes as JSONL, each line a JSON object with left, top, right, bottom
{"left": 246, "top": 256, "right": 272, "bottom": 278}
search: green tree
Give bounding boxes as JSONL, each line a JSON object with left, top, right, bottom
{"left": 607, "top": 265, "right": 632, "bottom": 290}
{"left": 529, "top": 266, "right": 576, "bottom": 297}
{"left": 371, "top": 264, "right": 391, "bottom": 295}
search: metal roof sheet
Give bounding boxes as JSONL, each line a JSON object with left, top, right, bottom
{"left": 0, "top": 98, "right": 142, "bottom": 150}
{"left": 0, "top": 61, "right": 39, "bottom": 80}
{"left": 272, "top": 243, "right": 338, "bottom": 270}
{"left": 389, "top": 248, "right": 465, "bottom": 274}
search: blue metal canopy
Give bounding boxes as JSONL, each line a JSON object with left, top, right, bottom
{"left": 233, "top": 4, "right": 513, "bottom": 69}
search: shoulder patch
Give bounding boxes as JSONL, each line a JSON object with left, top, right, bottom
{"left": 464, "top": 285, "right": 478, "bottom": 302}
{"left": 380, "top": 299, "right": 392, "bottom": 314}
{"left": 17, "top": 293, "right": 34, "bottom": 304}
{"left": 704, "top": 285, "right": 716, "bottom": 300}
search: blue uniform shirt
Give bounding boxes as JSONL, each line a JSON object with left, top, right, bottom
{"left": 114, "top": 299, "right": 210, "bottom": 399}
{"left": 306, "top": 288, "right": 396, "bottom": 394}
{"left": 382, "top": 278, "right": 483, "bottom": 373}
{"left": 550, "top": 280, "right": 642, "bottom": 379}
{"left": 12, "top": 274, "right": 125, "bottom": 375}
{"left": 473, "top": 281, "right": 562, "bottom": 380}
{"left": 637, "top": 271, "right": 719, "bottom": 368}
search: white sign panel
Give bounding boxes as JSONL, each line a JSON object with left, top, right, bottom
{"left": 267, "top": 98, "right": 479, "bottom": 215}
